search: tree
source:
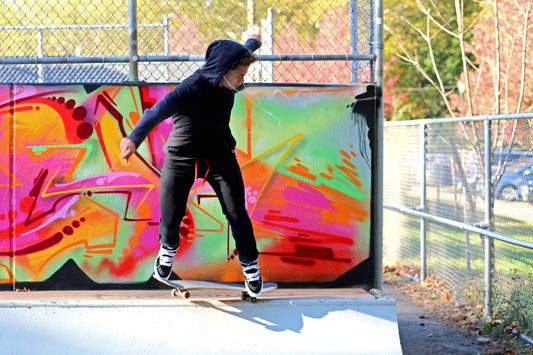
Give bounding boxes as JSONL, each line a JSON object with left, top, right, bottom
{"left": 382, "top": 58, "right": 409, "bottom": 120}
{"left": 458, "top": 0, "right": 533, "bottom": 201}
{"left": 388, "top": 1, "right": 533, "bottom": 318}
{"left": 387, "top": 0, "right": 533, "bottom": 196}
{"left": 465, "top": 1, "right": 533, "bottom": 115}
{"left": 383, "top": 0, "right": 481, "bottom": 120}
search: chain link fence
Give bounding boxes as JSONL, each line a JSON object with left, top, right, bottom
{"left": 383, "top": 114, "right": 533, "bottom": 337}
{"left": 0, "top": 0, "right": 375, "bottom": 84}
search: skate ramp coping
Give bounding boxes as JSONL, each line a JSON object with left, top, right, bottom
{"left": 0, "top": 288, "right": 402, "bottom": 354}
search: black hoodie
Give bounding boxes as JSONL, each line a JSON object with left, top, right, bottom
{"left": 128, "top": 38, "right": 260, "bottom": 158}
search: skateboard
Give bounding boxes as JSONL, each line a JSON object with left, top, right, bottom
{"left": 154, "top": 276, "right": 277, "bottom": 302}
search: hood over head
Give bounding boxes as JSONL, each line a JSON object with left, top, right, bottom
{"left": 200, "top": 40, "right": 251, "bottom": 87}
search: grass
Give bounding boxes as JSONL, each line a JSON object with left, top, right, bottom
{"left": 384, "top": 185, "right": 533, "bottom": 338}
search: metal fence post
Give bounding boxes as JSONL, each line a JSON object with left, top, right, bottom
{"left": 128, "top": 0, "right": 139, "bottom": 82}
{"left": 164, "top": 14, "right": 171, "bottom": 81}
{"left": 247, "top": 0, "right": 256, "bottom": 29}
{"left": 260, "top": 8, "right": 274, "bottom": 83}
{"left": 372, "top": 0, "right": 384, "bottom": 289}
{"left": 420, "top": 124, "right": 428, "bottom": 282}
{"left": 484, "top": 117, "right": 493, "bottom": 318}
{"left": 349, "top": 0, "right": 359, "bottom": 83}
{"left": 484, "top": 234, "right": 493, "bottom": 318}
{"left": 37, "top": 30, "right": 44, "bottom": 83}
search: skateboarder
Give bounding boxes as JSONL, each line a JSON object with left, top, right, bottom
{"left": 120, "top": 34, "right": 263, "bottom": 297}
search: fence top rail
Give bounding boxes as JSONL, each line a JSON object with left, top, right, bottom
{"left": 144, "top": 54, "right": 375, "bottom": 62}
{"left": 384, "top": 203, "right": 533, "bottom": 251}
{"left": 0, "top": 24, "right": 165, "bottom": 31}
{"left": 0, "top": 54, "right": 375, "bottom": 66}
{"left": 384, "top": 112, "right": 533, "bottom": 127}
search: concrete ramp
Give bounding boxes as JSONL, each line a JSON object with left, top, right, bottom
{"left": 0, "top": 289, "right": 402, "bottom": 354}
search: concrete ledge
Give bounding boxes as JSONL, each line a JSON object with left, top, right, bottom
{"left": 0, "top": 289, "right": 402, "bottom": 354}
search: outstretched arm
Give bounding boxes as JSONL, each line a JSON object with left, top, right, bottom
{"left": 120, "top": 88, "right": 182, "bottom": 163}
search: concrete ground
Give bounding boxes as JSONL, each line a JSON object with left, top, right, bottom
{"left": 1, "top": 280, "right": 509, "bottom": 354}
{"left": 383, "top": 281, "right": 503, "bottom": 355}
{"left": 0, "top": 287, "right": 402, "bottom": 354}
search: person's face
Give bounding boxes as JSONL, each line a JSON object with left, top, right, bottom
{"left": 220, "top": 64, "right": 251, "bottom": 92}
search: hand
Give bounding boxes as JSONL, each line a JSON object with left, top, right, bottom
{"left": 120, "top": 138, "right": 137, "bottom": 163}
{"left": 247, "top": 33, "right": 262, "bottom": 47}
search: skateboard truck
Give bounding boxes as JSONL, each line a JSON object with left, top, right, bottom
{"left": 155, "top": 276, "right": 276, "bottom": 302}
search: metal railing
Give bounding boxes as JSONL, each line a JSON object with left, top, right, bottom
{"left": 384, "top": 202, "right": 533, "bottom": 318}
{"left": 0, "top": 0, "right": 379, "bottom": 85}
{"left": 384, "top": 113, "right": 533, "bottom": 325}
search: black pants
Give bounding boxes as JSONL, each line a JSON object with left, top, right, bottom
{"left": 158, "top": 150, "right": 258, "bottom": 264}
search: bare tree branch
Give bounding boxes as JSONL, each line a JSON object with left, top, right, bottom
{"left": 516, "top": 0, "right": 531, "bottom": 112}
{"left": 493, "top": 0, "right": 501, "bottom": 114}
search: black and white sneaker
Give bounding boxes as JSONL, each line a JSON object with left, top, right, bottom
{"left": 153, "top": 245, "right": 178, "bottom": 280}
{"left": 241, "top": 260, "right": 263, "bottom": 297}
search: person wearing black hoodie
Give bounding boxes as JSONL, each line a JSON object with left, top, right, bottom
{"left": 119, "top": 34, "right": 263, "bottom": 296}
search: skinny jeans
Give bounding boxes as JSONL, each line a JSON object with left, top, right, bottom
{"left": 158, "top": 149, "right": 258, "bottom": 264}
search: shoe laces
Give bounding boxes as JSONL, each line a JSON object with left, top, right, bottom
{"left": 158, "top": 246, "right": 177, "bottom": 267}
{"left": 241, "top": 261, "right": 261, "bottom": 282}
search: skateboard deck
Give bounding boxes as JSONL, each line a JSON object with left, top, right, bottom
{"left": 154, "top": 276, "right": 277, "bottom": 302}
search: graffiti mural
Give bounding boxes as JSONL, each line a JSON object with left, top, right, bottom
{"left": 0, "top": 83, "right": 374, "bottom": 288}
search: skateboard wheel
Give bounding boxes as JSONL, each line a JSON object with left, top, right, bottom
{"left": 241, "top": 292, "right": 256, "bottom": 302}
{"left": 171, "top": 289, "right": 180, "bottom": 297}
{"left": 182, "top": 291, "right": 190, "bottom": 299}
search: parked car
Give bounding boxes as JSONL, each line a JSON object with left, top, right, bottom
{"left": 494, "top": 161, "right": 533, "bottom": 201}
{"left": 462, "top": 150, "right": 533, "bottom": 194}
{"left": 492, "top": 150, "right": 533, "bottom": 168}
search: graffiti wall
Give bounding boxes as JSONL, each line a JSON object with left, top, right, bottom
{"left": 0, "top": 83, "right": 375, "bottom": 289}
